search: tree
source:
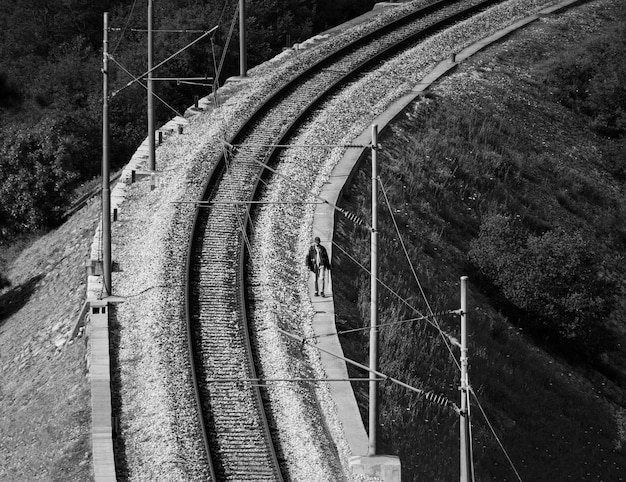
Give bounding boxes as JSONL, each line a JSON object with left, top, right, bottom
{"left": 312, "top": 0, "right": 376, "bottom": 31}
{"left": 469, "top": 213, "right": 617, "bottom": 356}
{"left": 30, "top": 36, "right": 100, "bottom": 112}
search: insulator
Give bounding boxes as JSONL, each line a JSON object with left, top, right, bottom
{"left": 339, "top": 207, "right": 365, "bottom": 226}
{"left": 424, "top": 391, "right": 450, "bottom": 408}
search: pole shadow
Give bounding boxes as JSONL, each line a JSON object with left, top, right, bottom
{"left": 0, "top": 274, "right": 44, "bottom": 326}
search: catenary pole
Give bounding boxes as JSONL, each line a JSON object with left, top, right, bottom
{"left": 148, "top": 0, "right": 155, "bottom": 170}
{"left": 239, "top": 0, "right": 247, "bottom": 77}
{"left": 368, "top": 124, "right": 379, "bottom": 455}
{"left": 102, "top": 13, "right": 112, "bottom": 296}
{"left": 460, "top": 276, "right": 473, "bottom": 481}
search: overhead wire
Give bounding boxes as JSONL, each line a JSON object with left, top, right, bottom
{"left": 378, "top": 175, "right": 523, "bottom": 477}
{"left": 107, "top": 55, "right": 184, "bottom": 118}
{"left": 220, "top": 140, "right": 461, "bottom": 351}
{"left": 279, "top": 327, "right": 459, "bottom": 413}
{"left": 308, "top": 309, "right": 456, "bottom": 340}
{"left": 222, "top": 146, "right": 259, "bottom": 256}
{"left": 210, "top": 37, "right": 222, "bottom": 108}
{"left": 375, "top": 172, "right": 521, "bottom": 479}
{"left": 378, "top": 177, "right": 462, "bottom": 372}
{"left": 109, "top": 26, "right": 217, "bottom": 98}
{"left": 206, "top": 86, "right": 518, "bottom": 482}
{"left": 191, "top": 7, "right": 507, "bottom": 473}
{"left": 217, "top": 4, "right": 239, "bottom": 78}
{"left": 469, "top": 386, "right": 523, "bottom": 481}
{"left": 208, "top": 0, "right": 242, "bottom": 138}
{"left": 215, "top": 0, "right": 232, "bottom": 31}
{"left": 330, "top": 240, "right": 460, "bottom": 347}
{"left": 378, "top": 175, "right": 514, "bottom": 478}
{"left": 111, "top": 0, "right": 139, "bottom": 55}
{"left": 212, "top": 2, "right": 240, "bottom": 109}
{"left": 224, "top": 142, "right": 372, "bottom": 231}
{"left": 196, "top": 0, "right": 250, "bottom": 257}
{"left": 201, "top": 0, "right": 233, "bottom": 108}
{"left": 160, "top": 3, "right": 522, "bottom": 476}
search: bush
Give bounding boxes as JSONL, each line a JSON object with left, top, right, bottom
{"left": 469, "top": 213, "right": 616, "bottom": 356}
{"left": 544, "top": 24, "right": 626, "bottom": 138}
{"left": 0, "top": 115, "right": 98, "bottom": 239}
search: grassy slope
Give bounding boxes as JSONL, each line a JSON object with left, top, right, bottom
{"left": 334, "top": 1, "right": 626, "bottom": 481}
{"left": 0, "top": 202, "right": 98, "bottom": 481}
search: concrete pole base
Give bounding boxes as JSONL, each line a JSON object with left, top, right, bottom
{"left": 350, "top": 455, "right": 401, "bottom": 482}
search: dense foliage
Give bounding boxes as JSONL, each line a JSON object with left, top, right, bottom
{"left": 0, "top": 0, "right": 374, "bottom": 242}
{"left": 0, "top": 116, "right": 100, "bottom": 238}
{"left": 469, "top": 213, "right": 617, "bottom": 357}
{"left": 543, "top": 20, "right": 626, "bottom": 184}
{"left": 544, "top": 23, "right": 626, "bottom": 139}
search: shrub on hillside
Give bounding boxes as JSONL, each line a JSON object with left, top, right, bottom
{"left": 0, "top": 115, "right": 97, "bottom": 240}
{"left": 469, "top": 213, "right": 616, "bottom": 356}
{"left": 545, "top": 23, "right": 626, "bottom": 138}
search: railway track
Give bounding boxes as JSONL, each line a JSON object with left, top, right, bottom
{"left": 184, "top": 0, "right": 510, "bottom": 479}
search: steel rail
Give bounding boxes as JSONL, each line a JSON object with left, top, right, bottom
{"left": 184, "top": 0, "right": 509, "bottom": 479}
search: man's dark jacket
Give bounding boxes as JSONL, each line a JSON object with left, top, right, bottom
{"left": 306, "top": 244, "right": 331, "bottom": 272}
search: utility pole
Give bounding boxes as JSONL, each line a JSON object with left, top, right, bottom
{"left": 239, "top": 0, "right": 247, "bottom": 77}
{"left": 460, "top": 276, "right": 474, "bottom": 482}
{"left": 148, "top": 0, "right": 155, "bottom": 170}
{"left": 102, "top": 12, "right": 112, "bottom": 297}
{"left": 369, "top": 124, "right": 379, "bottom": 455}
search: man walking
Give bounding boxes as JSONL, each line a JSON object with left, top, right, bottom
{"left": 306, "top": 236, "right": 331, "bottom": 297}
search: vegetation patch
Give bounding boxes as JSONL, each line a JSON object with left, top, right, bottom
{"left": 334, "top": 1, "right": 626, "bottom": 480}
{"left": 0, "top": 0, "right": 374, "bottom": 242}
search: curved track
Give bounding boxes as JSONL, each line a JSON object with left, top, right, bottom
{"left": 184, "top": 0, "right": 509, "bottom": 479}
